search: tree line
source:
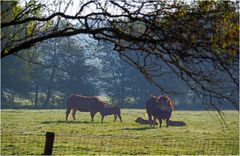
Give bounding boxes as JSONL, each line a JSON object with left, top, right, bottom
{"left": 2, "top": 36, "right": 204, "bottom": 109}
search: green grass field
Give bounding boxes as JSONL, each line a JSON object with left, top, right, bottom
{"left": 1, "top": 109, "right": 239, "bottom": 155}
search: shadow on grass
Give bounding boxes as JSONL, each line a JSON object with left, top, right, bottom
{"left": 121, "top": 127, "right": 153, "bottom": 131}
{"left": 41, "top": 120, "right": 103, "bottom": 124}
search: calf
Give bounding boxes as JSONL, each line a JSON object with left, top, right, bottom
{"left": 168, "top": 120, "right": 186, "bottom": 126}
{"left": 100, "top": 106, "right": 122, "bottom": 123}
{"left": 135, "top": 117, "right": 158, "bottom": 125}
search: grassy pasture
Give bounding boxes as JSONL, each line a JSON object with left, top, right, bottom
{"left": 1, "top": 109, "right": 239, "bottom": 155}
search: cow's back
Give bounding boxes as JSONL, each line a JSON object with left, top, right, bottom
{"left": 67, "top": 94, "right": 105, "bottom": 112}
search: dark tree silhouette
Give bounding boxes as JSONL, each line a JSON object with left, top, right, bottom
{"left": 1, "top": 0, "right": 239, "bottom": 110}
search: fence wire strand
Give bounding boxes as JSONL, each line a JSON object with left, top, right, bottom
{"left": 1, "top": 133, "right": 239, "bottom": 155}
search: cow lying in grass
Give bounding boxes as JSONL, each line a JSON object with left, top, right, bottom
{"left": 168, "top": 120, "right": 186, "bottom": 126}
{"left": 135, "top": 117, "right": 158, "bottom": 125}
{"left": 100, "top": 106, "right": 122, "bottom": 123}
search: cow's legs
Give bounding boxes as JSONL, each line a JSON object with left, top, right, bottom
{"left": 90, "top": 111, "right": 97, "bottom": 122}
{"left": 153, "top": 117, "right": 157, "bottom": 125}
{"left": 148, "top": 114, "right": 153, "bottom": 127}
{"left": 114, "top": 114, "right": 117, "bottom": 122}
{"left": 101, "top": 115, "right": 104, "bottom": 123}
{"left": 118, "top": 114, "right": 122, "bottom": 122}
{"left": 158, "top": 118, "right": 162, "bottom": 128}
{"left": 153, "top": 116, "right": 157, "bottom": 127}
{"left": 72, "top": 109, "right": 77, "bottom": 120}
{"left": 66, "top": 108, "right": 71, "bottom": 121}
{"left": 166, "top": 119, "right": 169, "bottom": 127}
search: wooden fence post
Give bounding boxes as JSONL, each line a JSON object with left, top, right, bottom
{"left": 44, "top": 132, "right": 55, "bottom": 155}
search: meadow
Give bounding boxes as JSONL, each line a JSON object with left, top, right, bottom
{"left": 1, "top": 109, "right": 239, "bottom": 155}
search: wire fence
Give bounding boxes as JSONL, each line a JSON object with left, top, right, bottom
{"left": 1, "top": 133, "right": 239, "bottom": 155}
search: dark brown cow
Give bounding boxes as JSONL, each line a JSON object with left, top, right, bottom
{"left": 100, "top": 106, "right": 122, "bottom": 123}
{"left": 66, "top": 94, "right": 106, "bottom": 122}
{"left": 146, "top": 95, "right": 173, "bottom": 128}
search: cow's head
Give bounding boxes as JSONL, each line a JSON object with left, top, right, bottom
{"left": 102, "top": 101, "right": 108, "bottom": 107}
{"left": 135, "top": 117, "right": 143, "bottom": 122}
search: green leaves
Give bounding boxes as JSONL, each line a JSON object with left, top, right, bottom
{"left": 26, "top": 21, "right": 35, "bottom": 36}
{"left": 210, "top": 7, "right": 239, "bottom": 64}
{"left": 41, "top": 20, "right": 53, "bottom": 33}
{"left": 12, "top": 3, "right": 21, "bottom": 19}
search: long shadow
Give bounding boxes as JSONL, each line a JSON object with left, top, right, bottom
{"left": 120, "top": 127, "right": 153, "bottom": 131}
{"left": 41, "top": 120, "right": 102, "bottom": 124}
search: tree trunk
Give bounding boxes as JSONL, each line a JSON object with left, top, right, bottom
{"left": 43, "top": 40, "right": 58, "bottom": 108}
{"left": 34, "top": 84, "right": 39, "bottom": 107}
{"left": 44, "top": 67, "right": 56, "bottom": 108}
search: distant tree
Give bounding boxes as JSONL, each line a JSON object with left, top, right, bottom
{"left": 2, "top": 48, "right": 48, "bottom": 107}
{"left": 1, "top": 56, "right": 32, "bottom": 98}
{"left": 53, "top": 37, "right": 100, "bottom": 98}
{"left": 37, "top": 37, "right": 101, "bottom": 107}
{"left": 30, "top": 64, "right": 48, "bottom": 107}
{"left": 27, "top": 50, "right": 49, "bottom": 107}
{"left": 98, "top": 43, "right": 132, "bottom": 107}
{"left": 98, "top": 43, "right": 172, "bottom": 108}
{"left": 2, "top": 36, "right": 100, "bottom": 108}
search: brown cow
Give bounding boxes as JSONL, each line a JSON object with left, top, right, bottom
{"left": 100, "top": 106, "right": 122, "bottom": 123}
{"left": 146, "top": 95, "right": 173, "bottom": 128}
{"left": 66, "top": 94, "right": 106, "bottom": 122}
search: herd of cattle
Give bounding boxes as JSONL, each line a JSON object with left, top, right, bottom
{"left": 66, "top": 94, "right": 174, "bottom": 127}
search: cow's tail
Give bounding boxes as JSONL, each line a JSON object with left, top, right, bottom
{"left": 166, "top": 96, "right": 174, "bottom": 111}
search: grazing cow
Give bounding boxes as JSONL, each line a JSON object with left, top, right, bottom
{"left": 66, "top": 94, "right": 106, "bottom": 122}
{"left": 100, "top": 106, "right": 122, "bottom": 123}
{"left": 135, "top": 117, "right": 158, "bottom": 125}
{"left": 146, "top": 95, "right": 173, "bottom": 128}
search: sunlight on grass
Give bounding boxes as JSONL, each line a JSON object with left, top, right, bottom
{"left": 1, "top": 109, "right": 239, "bottom": 155}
